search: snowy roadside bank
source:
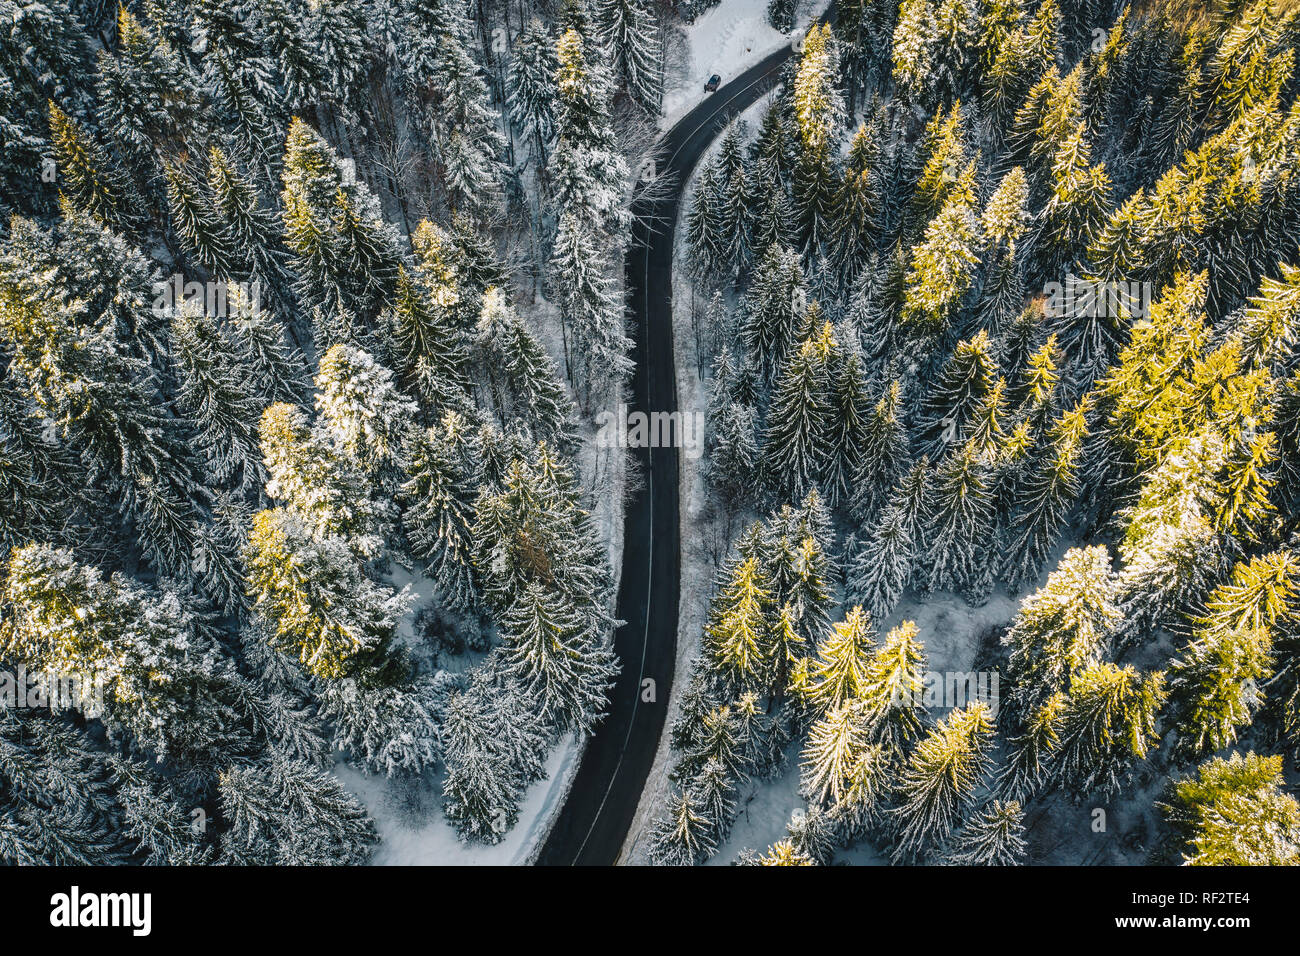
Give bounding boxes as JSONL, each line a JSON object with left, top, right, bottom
{"left": 659, "top": 0, "right": 833, "bottom": 131}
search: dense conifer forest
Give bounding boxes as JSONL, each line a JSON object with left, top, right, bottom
{"left": 2, "top": 0, "right": 1298, "bottom": 868}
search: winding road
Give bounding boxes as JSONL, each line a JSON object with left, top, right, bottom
{"left": 536, "top": 34, "right": 817, "bottom": 866}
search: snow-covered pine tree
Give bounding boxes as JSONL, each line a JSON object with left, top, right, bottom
{"left": 400, "top": 409, "right": 483, "bottom": 610}
{"left": 891, "top": 701, "right": 995, "bottom": 862}
{"left": 170, "top": 308, "right": 266, "bottom": 493}
{"left": 596, "top": 0, "right": 663, "bottom": 113}
{"left": 941, "top": 799, "right": 1027, "bottom": 865}
{"left": 509, "top": 19, "right": 560, "bottom": 164}
{"left": 923, "top": 439, "right": 996, "bottom": 604}
{"left": 763, "top": 324, "right": 836, "bottom": 502}
{"left": 1050, "top": 661, "right": 1165, "bottom": 800}
{"left": 1168, "top": 551, "right": 1299, "bottom": 756}
{"left": 1159, "top": 751, "right": 1300, "bottom": 866}
{"left": 847, "top": 458, "right": 929, "bottom": 622}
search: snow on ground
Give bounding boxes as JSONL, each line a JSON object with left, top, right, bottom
{"left": 659, "top": 0, "right": 833, "bottom": 130}
{"left": 335, "top": 742, "right": 579, "bottom": 865}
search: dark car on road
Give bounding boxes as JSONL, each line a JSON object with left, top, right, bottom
{"left": 704, "top": 73, "right": 721, "bottom": 92}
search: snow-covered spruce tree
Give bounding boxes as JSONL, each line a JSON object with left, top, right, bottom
{"left": 281, "top": 118, "right": 403, "bottom": 334}
{"left": 824, "top": 333, "right": 872, "bottom": 508}
{"left": 689, "top": 757, "right": 740, "bottom": 843}
{"left": 800, "top": 697, "right": 885, "bottom": 809}
{"left": 299, "top": 0, "right": 370, "bottom": 115}
{"left": 767, "top": 0, "right": 796, "bottom": 32}
{"left": 596, "top": 0, "right": 662, "bottom": 113}
{"left": 217, "top": 753, "right": 377, "bottom": 865}
{"left": 715, "top": 120, "right": 756, "bottom": 277}
{"left": 650, "top": 786, "right": 717, "bottom": 865}
{"left": 1158, "top": 751, "right": 1300, "bottom": 866}
{"left": 0, "top": 710, "right": 124, "bottom": 865}
{"left": 2, "top": 206, "right": 169, "bottom": 366}
{"left": 742, "top": 243, "right": 807, "bottom": 383}
{"left": 847, "top": 458, "right": 929, "bottom": 622}
{"left": 849, "top": 378, "right": 910, "bottom": 521}
{"left": 385, "top": 265, "right": 471, "bottom": 413}
{"left": 245, "top": 507, "right": 410, "bottom": 681}
{"left": 703, "top": 555, "right": 773, "bottom": 697}
{"left": 109, "top": 756, "right": 210, "bottom": 864}
{"left": 550, "top": 27, "right": 629, "bottom": 235}
{"left": 314, "top": 343, "right": 419, "bottom": 482}
{"left": 0, "top": 271, "right": 239, "bottom": 602}
{"left": 706, "top": 398, "right": 760, "bottom": 511}
{"left": 1000, "top": 397, "right": 1089, "bottom": 591}
{"left": 829, "top": 121, "right": 884, "bottom": 277}
{"left": 0, "top": 376, "right": 84, "bottom": 553}
{"left": 923, "top": 439, "right": 996, "bottom": 604}
{"left": 1050, "top": 661, "right": 1165, "bottom": 800}
{"left": 509, "top": 19, "right": 560, "bottom": 164}
{"left": 441, "top": 662, "right": 549, "bottom": 843}
{"left": 315, "top": 670, "right": 443, "bottom": 776}
{"left": 404, "top": 0, "right": 507, "bottom": 217}
{"left": 171, "top": 309, "right": 267, "bottom": 493}
{"left": 0, "top": 544, "right": 238, "bottom": 760}
{"left": 859, "top": 619, "right": 928, "bottom": 756}
{"left": 206, "top": 146, "right": 298, "bottom": 315}
{"left": 747, "top": 838, "right": 816, "bottom": 865}
{"left": 258, "top": 0, "right": 326, "bottom": 114}
{"left": 1168, "top": 551, "right": 1300, "bottom": 756}
{"left": 900, "top": 195, "right": 982, "bottom": 344}
{"left": 978, "top": 165, "right": 1030, "bottom": 338}
{"left": 917, "top": 329, "right": 997, "bottom": 461}
{"left": 225, "top": 284, "right": 309, "bottom": 407}
{"left": 163, "top": 160, "right": 238, "bottom": 279}
{"left": 256, "top": 401, "right": 385, "bottom": 543}
{"left": 891, "top": 701, "right": 995, "bottom": 862}
{"left": 791, "top": 25, "right": 845, "bottom": 257}
{"left": 475, "top": 286, "right": 577, "bottom": 446}
{"left": 497, "top": 579, "right": 620, "bottom": 734}
{"left": 94, "top": 7, "right": 205, "bottom": 171}
{"left": 400, "top": 409, "right": 483, "bottom": 610}
{"left": 672, "top": 695, "right": 750, "bottom": 784}
{"left": 1002, "top": 545, "right": 1121, "bottom": 721}
{"left": 797, "top": 605, "right": 876, "bottom": 717}
{"left": 941, "top": 799, "right": 1027, "bottom": 865}
{"left": 762, "top": 324, "right": 836, "bottom": 502}
{"left": 189, "top": 0, "right": 282, "bottom": 169}
{"left": 686, "top": 154, "right": 727, "bottom": 279}
{"left": 46, "top": 101, "right": 141, "bottom": 232}
{"left": 550, "top": 210, "right": 633, "bottom": 403}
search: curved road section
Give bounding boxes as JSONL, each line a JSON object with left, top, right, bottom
{"left": 537, "top": 38, "right": 811, "bottom": 867}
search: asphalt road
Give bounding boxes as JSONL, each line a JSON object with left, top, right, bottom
{"left": 535, "top": 38, "right": 811, "bottom": 866}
